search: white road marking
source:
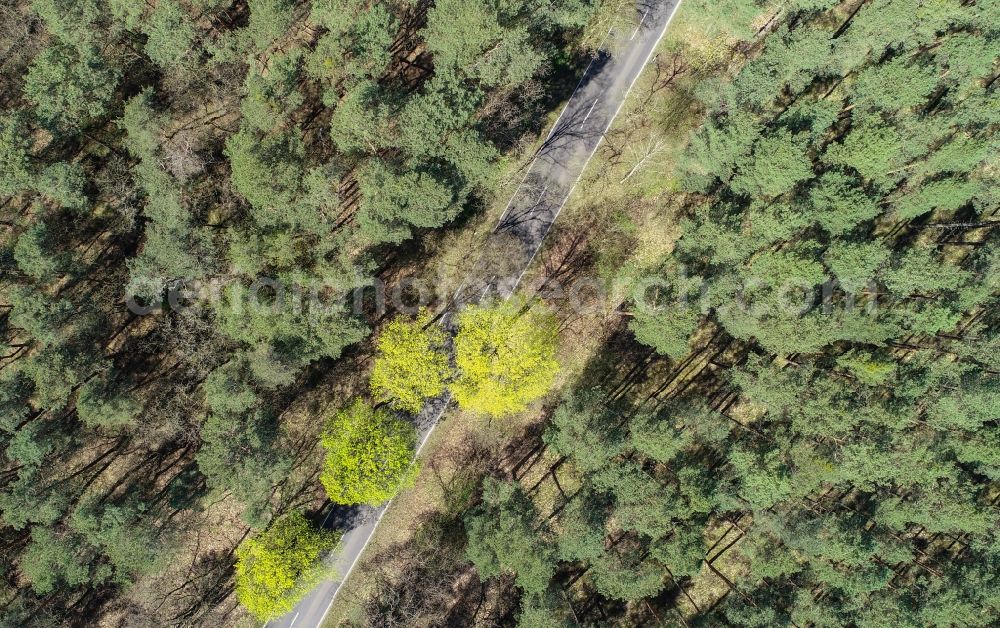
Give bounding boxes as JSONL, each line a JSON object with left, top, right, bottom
{"left": 631, "top": 8, "right": 650, "bottom": 40}
{"left": 580, "top": 98, "right": 601, "bottom": 128}
{"left": 317, "top": 506, "right": 387, "bottom": 625}
{"left": 289, "top": 612, "right": 300, "bottom": 627}
{"left": 536, "top": 184, "right": 550, "bottom": 204}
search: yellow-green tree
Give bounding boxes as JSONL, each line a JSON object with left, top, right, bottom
{"left": 234, "top": 511, "right": 339, "bottom": 621}
{"left": 370, "top": 311, "right": 451, "bottom": 413}
{"left": 451, "top": 301, "right": 560, "bottom": 417}
{"left": 320, "top": 401, "right": 418, "bottom": 506}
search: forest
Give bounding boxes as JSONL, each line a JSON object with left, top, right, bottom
{"left": 323, "top": 0, "right": 1000, "bottom": 626}
{"left": 0, "top": 0, "right": 613, "bottom": 624}
{"left": 1, "top": 0, "right": 998, "bottom": 626}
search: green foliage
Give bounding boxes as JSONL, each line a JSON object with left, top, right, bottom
{"left": 328, "top": 80, "right": 386, "bottom": 154}
{"left": 738, "top": 529, "right": 802, "bottom": 581}
{"left": 0, "top": 466, "right": 70, "bottom": 530}
{"left": 203, "top": 359, "right": 259, "bottom": 414}
{"left": 308, "top": 0, "right": 397, "bottom": 83}
{"left": 196, "top": 407, "right": 290, "bottom": 527}
{"left": 651, "top": 522, "right": 705, "bottom": 578}
{"left": 836, "top": 350, "right": 896, "bottom": 386}
{"left": 356, "top": 159, "right": 455, "bottom": 244}
{"left": 631, "top": 400, "right": 728, "bottom": 463}
{"left": 225, "top": 127, "right": 305, "bottom": 215}
{"left": 554, "top": 489, "right": 607, "bottom": 563}
{"left": 850, "top": 55, "right": 939, "bottom": 113}
{"left": 517, "top": 589, "right": 575, "bottom": 628}
{"left": 243, "top": 0, "right": 295, "bottom": 52}
{"left": 729, "top": 443, "right": 794, "bottom": 509}
{"left": 917, "top": 132, "right": 992, "bottom": 178}
{"left": 714, "top": 247, "right": 855, "bottom": 354}
{"left": 144, "top": 0, "right": 196, "bottom": 68}
{"left": 452, "top": 301, "right": 560, "bottom": 417}
{"left": 120, "top": 89, "right": 161, "bottom": 160}
{"left": 6, "top": 287, "right": 73, "bottom": 347}
{"left": 20, "top": 526, "right": 91, "bottom": 594}
{"left": 241, "top": 51, "right": 303, "bottom": 131}
{"left": 883, "top": 247, "right": 969, "bottom": 296}
{"left": 76, "top": 376, "right": 141, "bottom": 429}
{"left": 214, "top": 282, "right": 367, "bottom": 376}
{"left": 710, "top": 345, "right": 1000, "bottom": 621}
{"left": 319, "top": 401, "right": 417, "bottom": 506}
{"left": 119, "top": 89, "right": 209, "bottom": 294}
{"left": 235, "top": 511, "right": 340, "bottom": 620}
{"left": 210, "top": 0, "right": 295, "bottom": 61}
{"left": 679, "top": 108, "right": 762, "bottom": 192}
{"left": 22, "top": 344, "right": 103, "bottom": 410}
{"left": 823, "top": 240, "right": 890, "bottom": 291}
{"left": 20, "top": 499, "right": 166, "bottom": 596}
{"left": 424, "top": 0, "right": 544, "bottom": 89}
{"left": 895, "top": 176, "right": 980, "bottom": 219}
{"left": 594, "top": 462, "right": 679, "bottom": 540}
{"left": 628, "top": 305, "right": 699, "bottom": 358}
{"left": 465, "top": 478, "right": 556, "bottom": 596}
{"left": 0, "top": 114, "right": 32, "bottom": 197}
{"left": 628, "top": 266, "right": 704, "bottom": 358}
{"left": 9, "top": 0, "right": 997, "bottom": 622}
{"left": 33, "top": 0, "right": 104, "bottom": 47}
{"left": 370, "top": 312, "right": 451, "bottom": 414}
{"left": 23, "top": 43, "right": 119, "bottom": 131}
{"left": 69, "top": 500, "right": 167, "bottom": 586}
{"left": 927, "top": 370, "right": 1000, "bottom": 431}
{"left": 5, "top": 422, "right": 52, "bottom": 469}
{"left": 638, "top": 0, "right": 998, "bottom": 363}
{"left": 808, "top": 171, "right": 881, "bottom": 234}
{"left": 730, "top": 130, "right": 813, "bottom": 198}
{"left": 14, "top": 221, "right": 65, "bottom": 282}
{"left": 732, "top": 26, "right": 838, "bottom": 110}
{"left": 822, "top": 119, "right": 904, "bottom": 189}
{"left": 0, "top": 0, "right": 608, "bottom": 621}
{"left": 323, "top": 0, "right": 563, "bottom": 248}
{"left": 108, "top": 0, "right": 143, "bottom": 28}
{"left": 36, "top": 162, "right": 88, "bottom": 211}
{"left": 544, "top": 388, "right": 626, "bottom": 474}
{"left": 589, "top": 548, "right": 666, "bottom": 601}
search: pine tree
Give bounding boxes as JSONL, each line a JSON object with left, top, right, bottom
{"left": 464, "top": 478, "right": 557, "bottom": 596}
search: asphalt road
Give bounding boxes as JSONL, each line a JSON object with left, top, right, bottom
{"left": 266, "top": 2, "right": 682, "bottom": 626}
